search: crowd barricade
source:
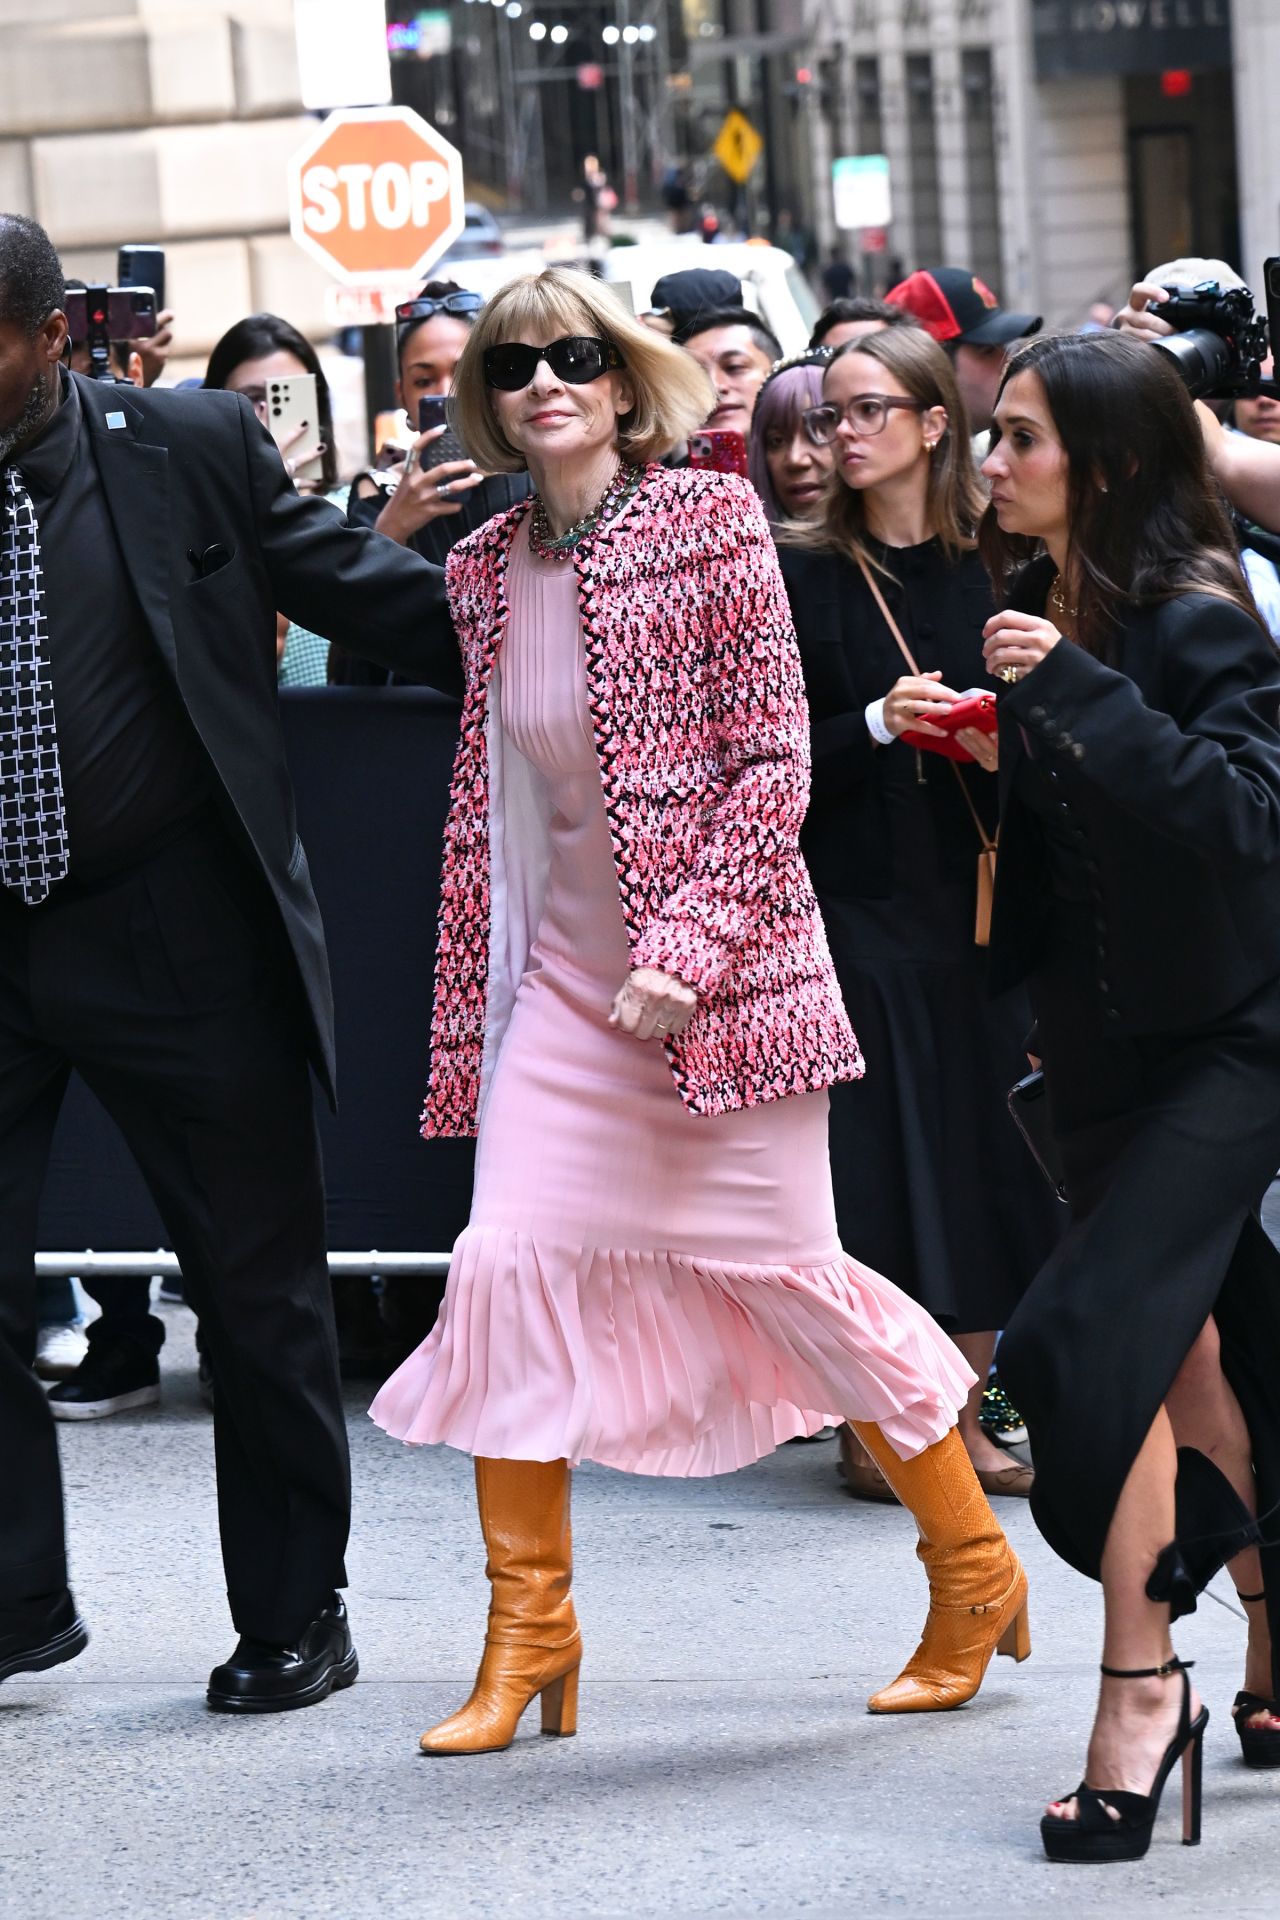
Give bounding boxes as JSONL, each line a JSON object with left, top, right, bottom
{"left": 36, "top": 689, "right": 475, "bottom": 1274}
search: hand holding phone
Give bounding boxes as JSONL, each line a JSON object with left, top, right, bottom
{"left": 267, "top": 374, "right": 325, "bottom": 487}
{"left": 902, "top": 688, "right": 998, "bottom": 763}
{"left": 417, "top": 395, "right": 472, "bottom": 470}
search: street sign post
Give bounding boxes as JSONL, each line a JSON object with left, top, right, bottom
{"left": 287, "top": 105, "right": 466, "bottom": 286}
{"left": 713, "top": 110, "right": 763, "bottom": 186}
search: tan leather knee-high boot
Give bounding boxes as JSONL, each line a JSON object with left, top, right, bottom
{"left": 852, "top": 1423, "right": 1030, "bottom": 1713}
{"left": 419, "top": 1457, "right": 581, "bottom": 1755}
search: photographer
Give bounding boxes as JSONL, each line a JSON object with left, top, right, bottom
{"left": 1115, "top": 258, "right": 1280, "bottom": 536}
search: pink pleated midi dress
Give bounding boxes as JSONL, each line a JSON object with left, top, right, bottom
{"left": 370, "top": 527, "right": 974, "bottom": 1474}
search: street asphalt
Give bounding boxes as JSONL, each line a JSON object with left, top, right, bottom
{"left": 4, "top": 1299, "right": 1279, "bottom": 1920}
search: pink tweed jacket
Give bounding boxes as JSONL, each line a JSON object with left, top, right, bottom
{"left": 421, "top": 462, "right": 864, "bottom": 1138}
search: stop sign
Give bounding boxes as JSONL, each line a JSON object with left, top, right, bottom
{"left": 287, "top": 105, "right": 465, "bottom": 286}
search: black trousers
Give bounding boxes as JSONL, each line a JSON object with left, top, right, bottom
{"left": 0, "top": 814, "right": 349, "bottom": 1644}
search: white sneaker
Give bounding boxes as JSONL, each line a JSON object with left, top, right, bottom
{"left": 35, "top": 1323, "right": 89, "bottom": 1382}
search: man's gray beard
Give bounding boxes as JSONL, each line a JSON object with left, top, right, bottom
{"left": 0, "top": 374, "right": 56, "bottom": 466}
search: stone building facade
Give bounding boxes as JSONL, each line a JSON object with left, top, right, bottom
{"left": 0, "top": 0, "right": 330, "bottom": 356}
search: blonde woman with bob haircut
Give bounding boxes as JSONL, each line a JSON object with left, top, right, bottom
{"left": 372, "top": 268, "right": 1027, "bottom": 1756}
{"left": 777, "top": 327, "right": 1060, "bottom": 1503}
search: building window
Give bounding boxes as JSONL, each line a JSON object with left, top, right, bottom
{"left": 855, "top": 56, "right": 883, "bottom": 157}
{"left": 962, "top": 48, "right": 1002, "bottom": 292}
{"left": 905, "top": 54, "right": 942, "bottom": 264}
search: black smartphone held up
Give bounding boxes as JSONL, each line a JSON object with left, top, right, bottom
{"left": 418, "top": 394, "right": 472, "bottom": 471}
{"left": 118, "top": 244, "right": 166, "bottom": 315}
{"left": 1007, "top": 1070, "right": 1069, "bottom": 1203}
{"left": 63, "top": 286, "right": 158, "bottom": 344}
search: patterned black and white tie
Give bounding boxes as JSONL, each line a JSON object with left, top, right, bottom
{"left": 0, "top": 465, "right": 68, "bottom": 904}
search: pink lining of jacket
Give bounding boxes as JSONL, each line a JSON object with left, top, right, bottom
{"left": 421, "top": 463, "right": 864, "bottom": 1139}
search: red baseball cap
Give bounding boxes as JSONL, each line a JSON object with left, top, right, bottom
{"left": 886, "top": 267, "right": 1041, "bottom": 347}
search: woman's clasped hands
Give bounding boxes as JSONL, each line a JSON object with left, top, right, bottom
{"left": 883, "top": 671, "right": 998, "bottom": 773}
{"left": 608, "top": 968, "right": 697, "bottom": 1042}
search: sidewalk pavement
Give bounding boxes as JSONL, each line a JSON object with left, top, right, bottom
{"left": 2, "top": 1302, "right": 1276, "bottom": 1920}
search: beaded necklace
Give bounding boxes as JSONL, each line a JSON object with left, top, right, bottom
{"left": 528, "top": 461, "right": 642, "bottom": 561}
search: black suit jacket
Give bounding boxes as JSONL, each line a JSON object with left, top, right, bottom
{"left": 990, "top": 556, "right": 1280, "bottom": 1033}
{"left": 336, "top": 466, "right": 533, "bottom": 685}
{"left": 72, "top": 371, "right": 462, "bottom": 1105}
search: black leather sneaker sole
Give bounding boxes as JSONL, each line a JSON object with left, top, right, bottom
{"left": 0, "top": 1616, "right": 89, "bottom": 1685}
{"left": 206, "top": 1646, "right": 359, "bottom": 1714}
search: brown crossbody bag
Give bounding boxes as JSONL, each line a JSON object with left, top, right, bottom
{"left": 855, "top": 555, "right": 997, "bottom": 947}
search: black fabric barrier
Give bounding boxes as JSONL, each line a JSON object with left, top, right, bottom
{"left": 36, "top": 689, "right": 475, "bottom": 1255}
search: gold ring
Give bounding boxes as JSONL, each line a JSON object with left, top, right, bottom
{"left": 997, "top": 665, "right": 1021, "bottom": 685}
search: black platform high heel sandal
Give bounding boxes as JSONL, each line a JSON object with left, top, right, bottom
{"left": 1233, "top": 1594, "right": 1280, "bottom": 1770}
{"left": 1040, "top": 1657, "right": 1208, "bottom": 1864}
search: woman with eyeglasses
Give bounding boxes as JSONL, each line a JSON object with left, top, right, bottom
{"left": 746, "top": 348, "right": 835, "bottom": 526}
{"left": 777, "top": 328, "right": 1060, "bottom": 1504}
{"left": 369, "top": 267, "right": 1028, "bottom": 1756}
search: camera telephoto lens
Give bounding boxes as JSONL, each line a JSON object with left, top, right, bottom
{"left": 1152, "top": 327, "right": 1235, "bottom": 398}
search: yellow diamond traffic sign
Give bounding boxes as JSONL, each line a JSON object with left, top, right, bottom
{"left": 713, "top": 110, "right": 762, "bottom": 185}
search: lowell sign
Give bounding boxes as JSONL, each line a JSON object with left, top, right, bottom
{"left": 1032, "top": 0, "right": 1231, "bottom": 79}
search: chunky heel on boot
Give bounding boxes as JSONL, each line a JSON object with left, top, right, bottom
{"left": 419, "top": 1458, "right": 582, "bottom": 1756}
{"left": 1040, "top": 1657, "right": 1208, "bottom": 1864}
{"left": 997, "top": 1602, "right": 1031, "bottom": 1663}
{"left": 540, "top": 1662, "right": 579, "bottom": 1737}
{"left": 852, "top": 1422, "right": 1031, "bottom": 1713}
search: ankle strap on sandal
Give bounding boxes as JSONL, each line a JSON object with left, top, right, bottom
{"left": 1100, "top": 1657, "right": 1193, "bottom": 1679}
{"left": 1239, "top": 1591, "right": 1266, "bottom": 1604}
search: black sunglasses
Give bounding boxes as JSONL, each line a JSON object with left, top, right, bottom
{"left": 395, "top": 291, "right": 484, "bottom": 329}
{"left": 483, "top": 336, "right": 625, "bottom": 391}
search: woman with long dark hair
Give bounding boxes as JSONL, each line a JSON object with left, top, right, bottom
{"left": 204, "top": 314, "right": 341, "bottom": 687}
{"left": 981, "top": 329, "right": 1280, "bottom": 1861}
{"left": 776, "top": 328, "right": 1060, "bottom": 1498}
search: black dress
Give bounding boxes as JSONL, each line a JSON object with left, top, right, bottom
{"left": 778, "top": 537, "right": 1060, "bottom": 1333}
{"left": 990, "top": 562, "right": 1280, "bottom": 1686}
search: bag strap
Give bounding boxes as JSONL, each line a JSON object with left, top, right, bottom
{"left": 854, "top": 551, "right": 996, "bottom": 856}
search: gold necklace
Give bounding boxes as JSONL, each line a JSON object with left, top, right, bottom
{"left": 1048, "top": 571, "right": 1078, "bottom": 632}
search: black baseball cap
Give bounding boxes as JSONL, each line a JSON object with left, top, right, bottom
{"left": 886, "top": 267, "right": 1041, "bottom": 348}
{"left": 649, "top": 267, "right": 743, "bottom": 341}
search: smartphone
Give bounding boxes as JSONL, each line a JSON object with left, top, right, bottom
{"left": 1007, "top": 1071, "right": 1068, "bottom": 1203}
{"left": 418, "top": 395, "right": 472, "bottom": 471}
{"left": 118, "top": 244, "right": 166, "bottom": 315}
{"left": 687, "top": 429, "right": 749, "bottom": 477}
{"left": 266, "top": 373, "right": 325, "bottom": 486}
{"left": 902, "top": 689, "right": 998, "bottom": 762}
{"left": 64, "top": 285, "right": 158, "bottom": 344}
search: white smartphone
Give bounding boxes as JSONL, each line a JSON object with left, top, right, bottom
{"left": 266, "top": 373, "right": 325, "bottom": 486}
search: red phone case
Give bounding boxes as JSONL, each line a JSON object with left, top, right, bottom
{"left": 687, "top": 430, "right": 749, "bottom": 477}
{"left": 902, "top": 692, "right": 997, "bottom": 762}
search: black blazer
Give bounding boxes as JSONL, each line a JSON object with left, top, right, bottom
{"left": 337, "top": 467, "right": 533, "bottom": 686}
{"left": 777, "top": 539, "right": 998, "bottom": 897}
{"left": 70, "top": 372, "right": 462, "bottom": 1105}
{"left": 990, "top": 556, "right": 1280, "bottom": 1033}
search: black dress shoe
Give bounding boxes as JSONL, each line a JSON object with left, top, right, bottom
{"left": 0, "top": 1590, "right": 88, "bottom": 1685}
{"left": 206, "top": 1595, "right": 357, "bottom": 1714}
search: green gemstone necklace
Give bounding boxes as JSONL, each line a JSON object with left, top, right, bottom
{"left": 528, "top": 461, "right": 642, "bottom": 561}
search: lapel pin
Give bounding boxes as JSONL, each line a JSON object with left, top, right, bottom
{"left": 106, "top": 412, "right": 127, "bottom": 430}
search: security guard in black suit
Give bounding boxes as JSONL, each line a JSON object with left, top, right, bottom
{"left": 0, "top": 215, "right": 460, "bottom": 1711}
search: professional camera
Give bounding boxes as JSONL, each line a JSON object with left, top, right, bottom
{"left": 63, "top": 283, "right": 157, "bottom": 382}
{"left": 1149, "top": 269, "right": 1275, "bottom": 401}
